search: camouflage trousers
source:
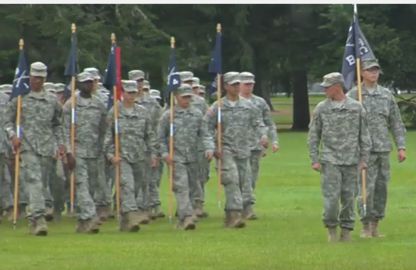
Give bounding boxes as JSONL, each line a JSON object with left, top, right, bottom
{"left": 50, "top": 159, "right": 66, "bottom": 214}
{"left": 92, "top": 155, "right": 111, "bottom": 208}
{"left": 197, "top": 150, "right": 211, "bottom": 204}
{"left": 137, "top": 154, "right": 152, "bottom": 211}
{"left": 357, "top": 152, "right": 390, "bottom": 224}
{"left": 119, "top": 159, "right": 146, "bottom": 213}
{"left": 320, "top": 163, "right": 357, "bottom": 230}
{"left": 172, "top": 161, "right": 198, "bottom": 221}
{"left": 148, "top": 161, "right": 163, "bottom": 208}
{"left": 74, "top": 157, "right": 98, "bottom": 220}
{"left": 219, "top": 152, "right": 253, "bottom": 211}
{"left": 19, "top": 151, "right": 51, "bottom": 218}
{"left": 249, "top": 150, "right": 263, "bottom": 205}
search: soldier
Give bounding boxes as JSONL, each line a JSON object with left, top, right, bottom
{"left": 198, "top": 85, "right": 206, "bottom": 98}
{"left": 54, "top": 83, "right": 67, "bottom": 105}
{"left": 128, "top": 70, "right": 162, "bottom": 222}
{"left": 239, "top": 71, "right": 279, "bottom": 220}
{"left": 308, "top": 72, "right": 371, "bottom": 242}
{"left": 62, "top": 71, "right": 105, "bottom": 233}
{"left": 205, "top": 72, "right": 265, "bottom": 228}
{"left": 0, "top": 85, "right": 10, "bottom": 223}
{"left": 347, "top": 59, "right": 406, "bottom": 238}
{"left": 159, "top": 84, "right": 214, "bottom": 230}
{"left": 104, "top": 80, "right": 158, "bottom": 232}
{"left": 5, "top": 62, "right": 65, "bottom": 236}
{"left": 180, "top": 72, "right": 210, "bottom": 219}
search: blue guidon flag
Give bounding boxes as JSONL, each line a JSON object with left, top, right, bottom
{"left": 11, "top": 48, "right": 30, "bottom": 99}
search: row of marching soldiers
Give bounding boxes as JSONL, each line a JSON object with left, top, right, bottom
{"left": 0, "top": 61, "right": 279, "bottom": 236}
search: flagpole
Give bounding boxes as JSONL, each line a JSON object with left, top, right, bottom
{"left": 215, "top": 23, "right": 223, "bottom": 209}
{"left": 354, "top": 4, "right": 367, "bottom": 216}
{"left": 12, "top": 38, "right": 24, "bottom": 229}
{"left": 168, "top": 36, "right": 175, "bottom": 223}
{"left": 69, "top": 23, "right": 77, "bottom": 215}
{"left": 111, "top": 33, "right": 121, "bottom": 221}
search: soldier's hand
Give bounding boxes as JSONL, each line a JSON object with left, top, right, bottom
{"left": 272, "top": 143, "right": 279, "bottom": 153}
{"left": 398, "top": 149, "right": 406, "bottom": 163}
{"left": 164, "top": 156, "right": 173, "bottom": 166}
{"left": 150, "top": 158, "right": 158, "bottom": 168}
{"left": 111, "top": 156, "right": 121, "bottom": 166}
{"left": 205, "top": 150, "right": 214, "bottom": 161}
{"left": 214, "top": 150, "right": 222, "bottom": 159}
{"left": 358, "top": 161, "right": 368, "bottom": 171}
{"left": 260, "top": 135, "right": 269, "bottom": 149}
{"left": 11, "top": 136, "right": 21, "bottom": 152}
{"left": 311, "top": 162, "right": 321, "bottom": 171}
{"left": 66, "top": 153, "right": 76, "bottom": 171}
{"left": 58, "top": 144, "right": 66, "bottom": 156}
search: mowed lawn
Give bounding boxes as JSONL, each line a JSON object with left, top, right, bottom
{"left": 0, "top": 131, "right": 415, "bottom": 270}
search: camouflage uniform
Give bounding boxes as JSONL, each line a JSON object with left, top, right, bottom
{"left": 0, "top": 91, "right": 10, "bottom": 213}
{"left": 205, "top": 96, "right": 264, "bottom": 213}
{"left": 159, "top": 101, "right": 214, "bottom": 223}
{"left": 104, "top": 102, "right": 157, "bottom": 214}
{"left": 63, "top": 93, "right": 107, "bottom": 221}
{"left": 308, "top": 97, "right": 371, "bottom": 230}
{"left": 347, "top": 84, "right": 406, "bottom": 224}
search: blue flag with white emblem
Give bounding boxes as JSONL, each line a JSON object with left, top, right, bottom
{"left": 341, "top": 12, "right": 375, "bottom": 90}
{"left": 64, "top": 31, "right": 78, "bottom": 77}
{"left": 167, "top": 46, "right": 180, "bottom": 92}
{"left": 11, "top": 49, "right": 30, "bottom": 99}
{"left": 208, "top": 31, "right": 222, "bottom": 74}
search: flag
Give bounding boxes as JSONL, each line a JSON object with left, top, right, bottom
{"left": 208, "top": 31, "right": 222, "bottom": 74}
{"left": 11, "top": 49, "right": 30, "bottom": 99}
{"left": 167, "top": 46, "right": 180, "bottom": 92}
{"left": 103, "top": 44, "right": 122, "bottom": 109}
{"left": 64, "top": 31, "right": 78, "bottom": 77}
{"left": 341, "top": 12, "right": 375, "bottom": 90}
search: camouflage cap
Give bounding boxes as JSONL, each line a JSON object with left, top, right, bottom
{"left": 150, "top": 89, "right": 161, "bottom": 100}
{"left": 128, "top": 70, "right": 145, "bottom": 81}
{"left": 180, "top": 71, "right": 194, "bottom": 83}
{"left": 239, "top": 72, "right": 255, "bottom": 84}
{"left": 0, "top": 84, "right": 13, "bottom": 94}
{"left": 320, "top": 72, "right": 345, "bottom": 88}
{"left": 43, "top": 82, "right": 56, "bottom": 93}
{"left": 77, "top": 71, "right": 95, "bottom": 82}
{"left": 223, "top": 71, "right": 240, "bottom": 85}
{"left": 192, "top": 77, "right": 200, "bottom": 85}
{"left": 54, "top": 83, "right": 66, "bottom": 93}
{"left": 143, "top": 80, "right": 150, "bottom": 90}
{"left": 361, "top": 58, "right": 380, "bottom": 70}
{"left": 199, "top": 85, "right": 206, "bottom": 93}
{"left": 174, "top": 84, "right": 193, "bottom": 97}
{"left": 83, "top": 67, "right": 101, "bottom": 80}
{"left": 30, "top": 61, "right": 47, "bottom": 77}
{"left": 122, "top": 80, "right": 138, "bottom": 92}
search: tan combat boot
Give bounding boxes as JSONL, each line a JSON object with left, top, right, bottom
{"left": 339, "top": 228, "right": 351, "bottom": 242}
{"left": 45, "top": 207, "right": 54, "bottom": 222}
{"left": 243, "top": 205, "right": 258, "bottom": 220}
{"left": 227, "top": 211, "right": 245, "bottom": 229}
{"left": 126, "top": 211, "right": 140, "bottom": 232}
{"left": 76, "top": 219, "right": 88, "bottom": 233}
{"left": 85, "top": 216, "right": 100, "bottom": 234}
{"left": 33, "top": 216, "right": 48, "bottom": 236}
{"left": 182, "top": 216, "right": 196, "bottom": 230}
{"left": 327, "top": 227, "right": 337, "bottom": 242}
{"left": 370, "top": 220, "right": 385, "bottom": 238}
{"left": 97, "top": 206, "right": 110, "bottom": 223}
{"left": 137, "top": 209, "right": 150, "bottom": 225}
{"left": 193, "top": 201, "right": 208, "bottom": 218}
{"left": 360, "top": 223, "right": 372, "bottom": 238}
{"left": 150, "top": 206, "right": 165, "bottom": 219}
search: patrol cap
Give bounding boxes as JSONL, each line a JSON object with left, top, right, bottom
{"left": 83, "top": 67, "right": 101, "bottom": 80}
{"left": 0, "top": 84, "right": 13, "bottom": 94}
{"left": 150, "top": 89, "right": 161, "bottom": 100}
{"left": 180, "top": 71, "right": 194, "bottom": 83}
{"left": 122, "top": 80, "right": 138, "bottom": 93}
{"left": 199, "top": 85, "right": 206, "bottom": 93}
{"left": 174, "top": 84, "right": 193, "bottom": 97}
{"left": 54, "top": 83, "right": 66, "bottom": 93}
{"left": 239, "top": 72, "right": 255, "bottom": 84}
{"left": 192, "top": 77, "right": 200, "bottom": 86}
{"left": 77, "top": 71, "right": 95, "bottom": 82}
{"left": 44, "top": 82, "right": 56, "bottom": 93}
{"left": 128, "top": 70, "right": 145, "bottom": 81}
{"left": 320, "top": 72, "right": 345, "bottom": 88}
{"left": 143, "top": 80, "right": 150, "bottom": 90}
{"left": 30, "top": 62, "right": 47, "bottom": 78}
{"left": 362, "top": 58, "right": 381, "bottom": 70}
{"left": 223, "top": 71, "right": 240, "bottom": 85}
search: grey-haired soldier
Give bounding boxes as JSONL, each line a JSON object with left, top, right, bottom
{"left": 5, "top": 62, "right": 65, "bottom": 236}
{"left": 347, "top": 59, "right": 406, "bottom": 238}
{"left": 308, "top": 72, "right": 371, "bottom": 242}
{"left": 159, "top": 84, "right": 214, "bottom": 230}
{"left": 63, "top": 71, "right": 106, "bottom": 233}
{"left": 205, "top": 72, "right": 266, "bottom": 228}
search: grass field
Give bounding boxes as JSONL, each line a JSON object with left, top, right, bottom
{"left": 1, "top": 131, "right": 415, "bottom": 270}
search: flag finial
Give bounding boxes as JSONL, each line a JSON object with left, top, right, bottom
{"left": 216, "top": 23, "right": 221, "bottom": 33}
{"left": 111, "top": 33, "right": 116, "bottom": 45}
{"left": 170, "top": 37, "right": 175, "bottom": 49}
{"left": 19, "top": 39, "right": 24, "bottom": 50}
{"left": 71, "top": 23, "right": 76, "bottom": 33}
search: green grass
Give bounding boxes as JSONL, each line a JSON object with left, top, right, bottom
{"left": 1, "top": 131, "right": 416, "bottom": 269}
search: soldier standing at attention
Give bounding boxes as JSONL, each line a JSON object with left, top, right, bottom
{"left": 308, "top": 72, "right": 371, "bottom": 242}
{"left": 347, "top": 59, "right": 406, "bottom": 238}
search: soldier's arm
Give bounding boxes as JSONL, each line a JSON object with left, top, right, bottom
{"left": 62, "top": 101, "right": 72, "bottom": 153}
{"left": 98, "top": 103, "right": 108, "bottom": 153}
{"left": 204, "top": 103, "right": 218, "bottom": 138}
{"left": 158, "top": 112, "right": 170, "bottom": 159}
{"left": 359, "top": 106, "right": 371, "bottom": 164}
{"left": 199, "top": 113, "right": 215, "bottom": 152}
{"left": 261, "top": 99, "right": 279, "bottom": 146}
{"left": 52, "top": 99, "right": 64, "bottom": 148}
{"left": 103, "top": 109, "right": 115, "bottom": 161}
{"left": 144, "top": 111, "right": 158, "bottom": 160}
{"left": 388, "top": 95, "right": 406, "bottom": 150}
{"left": 307, "top": 107, "right": 322, "bottom": 164}
{"left": 4, "top": 98, "right": 18, "bottom": 139}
